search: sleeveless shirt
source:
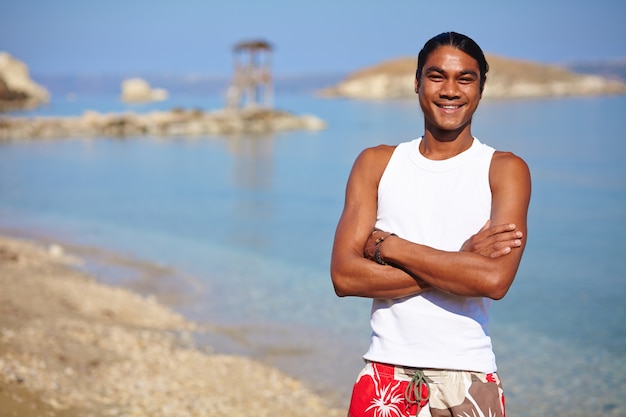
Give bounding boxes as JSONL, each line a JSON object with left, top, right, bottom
{"left": 363, "top": 137, "right": 498, "bottom": 373}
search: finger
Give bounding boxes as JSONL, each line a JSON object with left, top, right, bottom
{"left": 488, "top": 238, "right": 523, "bottom": 258}
{"left": 489, "top": 246, "right": 512, "bottom": 258}
{"left": 491, "top": 238, "right": 522, "bottom": 251}
{"left": 483, "top": 223, "right": 518, "bottom": 238}
{"left": 472, "top": 222, "right": 513, "bottom": 242}
{"left": 490, "top": 232, "right": 523, "bottom": 246}
{"left": 475, "top": 223, "right": 522, "bottom": 242}
{"left": 470, "top": 231, "right": 521, "bottom": 252}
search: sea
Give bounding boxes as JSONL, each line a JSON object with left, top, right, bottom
{"left": 1, "top": 86, "right": 625, "bottom": 416}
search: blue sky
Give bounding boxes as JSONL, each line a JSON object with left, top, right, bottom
{"left": 3, "top": 0, "right": 626, "bottom": 77}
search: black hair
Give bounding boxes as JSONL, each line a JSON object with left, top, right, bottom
{"left": 416, "top": 32, "right": 489, "bottom": 92}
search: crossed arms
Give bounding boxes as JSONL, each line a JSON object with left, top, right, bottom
{"left": 330, "top": 144, "right": 531, "bottom": 300}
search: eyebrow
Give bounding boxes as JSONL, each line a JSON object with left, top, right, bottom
{"left": 424, "top": 66, "right": 479, "bottom": 78}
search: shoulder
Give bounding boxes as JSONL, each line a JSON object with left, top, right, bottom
{"left": 491, "top": 151, "right": 530, "bottom": 174}
{"left": 348, "top": 144, "right": 398, "bottom": 188}
{"left": 353, "top": 144, "right": 397, "bottom": 173}
{"left": 490, "top": 151, "right": 531, "bottom": 191}
{"left": 357, "top": 144, "right": 397, "bottom": 160}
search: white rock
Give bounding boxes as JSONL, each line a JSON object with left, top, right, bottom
{"left": 48, "top": 244, "right": 64, "bottom": 258}
{"left": 0, "top": 52, "right": 50, "bottom": 103}
{"left": 120, "top": 78, "right": 168, "bottom": 103}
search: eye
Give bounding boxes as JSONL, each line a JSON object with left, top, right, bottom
{"left": 458, "top": 76, "right": 477, "bottom": 84}
{"left": 427, "top": 73, "right": 444, "bottom": 81}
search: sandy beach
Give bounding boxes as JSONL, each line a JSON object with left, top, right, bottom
{"left": 0, "top": 234, "right": 344, "bottom": 417}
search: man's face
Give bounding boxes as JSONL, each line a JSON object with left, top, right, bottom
{"left": 415, "top": 45, "right": 482, "bottom": 136}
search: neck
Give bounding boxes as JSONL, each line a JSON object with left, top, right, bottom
{"left": 420, "top": 128, "right": 474, "bottom": 160}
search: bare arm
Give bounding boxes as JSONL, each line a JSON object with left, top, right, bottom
{"left": 370, "top": 151, "right": 531, "bottom": 300}
{"left": 330, "top": 145, "right": 428, "bottom": 299}
{"left": 330, "top": 149, "right": 530, "bottom": 300}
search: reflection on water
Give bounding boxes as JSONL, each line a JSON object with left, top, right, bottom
{"left": 228, "top": 134, "right": 277, "bottom": 250}
{"left": 228, "top": 134, "right": 275, "bottom": 189}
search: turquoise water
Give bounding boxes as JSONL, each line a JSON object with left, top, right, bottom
{"left": 1, "top": 94, "right": 625, "bottom": 415}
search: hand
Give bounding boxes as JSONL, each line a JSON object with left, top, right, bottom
{"left": 461, "top": 220, "right": 523, "bottom": 258}
{"left": 363, "top": 229, "right": 395, "bottom": 261}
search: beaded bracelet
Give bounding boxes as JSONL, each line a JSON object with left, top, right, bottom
{"left": 374, "top": 233, "right": 396, "bottom": 265}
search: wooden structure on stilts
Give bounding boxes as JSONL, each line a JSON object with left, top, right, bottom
{"left": 226, "top": 40, "right": 273, "bottom": 109}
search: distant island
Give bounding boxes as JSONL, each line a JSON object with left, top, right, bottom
{"left": 318, "top": 54, "right": 626, "bottom": 100}
{"left": 1, "top": 51, "right": 625, "bottom": 140}
{"left": 0, "top": 52, "right": 326, "bottom": 140}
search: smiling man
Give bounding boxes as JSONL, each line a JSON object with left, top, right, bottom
{"left": 330, "top": 32, "right": 531, "bottom": 417}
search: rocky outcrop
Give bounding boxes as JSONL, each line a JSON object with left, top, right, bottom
{"left": 319, "top": 54, "right": 626, "bottom": 100}
{"left": 0, "top": 52, "right": 50, "bottom": 111}
{"left": 485, "top": 55, "right": 626, "bottom": 98}
{"left": 121, "top": 78, "right": 168, "bottom": 103}
{"left": 0, "top": 107, "right": 326, "bottom": 140}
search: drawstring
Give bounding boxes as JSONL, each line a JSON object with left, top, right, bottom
{"left": 405, "top": 369, "right": 429, "bottom": 415}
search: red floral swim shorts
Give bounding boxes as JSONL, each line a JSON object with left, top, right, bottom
{"left": 348, "top": 361, "right": 505, "bottom": 417}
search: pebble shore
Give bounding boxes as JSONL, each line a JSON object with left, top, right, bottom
{"left": 0, "top": 235, "right": 343, "bottom": 417}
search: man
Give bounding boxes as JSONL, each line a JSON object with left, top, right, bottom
{"left": 330, "top": 32, "right": 531, "bottom": 417}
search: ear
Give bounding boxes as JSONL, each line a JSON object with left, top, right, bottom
{"left": 414, "top": 78, "right": 419, "bottom": 94}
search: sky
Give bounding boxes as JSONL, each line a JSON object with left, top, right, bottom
{"left": 2, "top": 0, "right": 626, "bottom": 77}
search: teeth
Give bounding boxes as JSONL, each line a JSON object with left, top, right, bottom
{"left": 441, "top": 105, "right": 459, "bottom": 109}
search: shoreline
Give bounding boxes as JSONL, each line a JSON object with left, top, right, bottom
{"left": 0, "top": 107, "right": 326, "bottom": 140}
{"left": 0, "top": 233, "right": 344, "bottom": 416}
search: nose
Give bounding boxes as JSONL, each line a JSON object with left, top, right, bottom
{"left": 439, "top": 79, "right": 460, "bottom": 100}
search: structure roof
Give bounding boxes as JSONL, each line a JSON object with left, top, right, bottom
{"left": 233, "top": 40, "right": 273, "bottom": 52}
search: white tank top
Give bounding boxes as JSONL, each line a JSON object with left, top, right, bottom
{"left": 363, "top": 137, "right": 498, "bottom": 373}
